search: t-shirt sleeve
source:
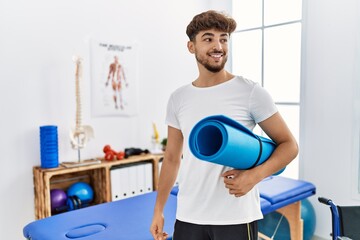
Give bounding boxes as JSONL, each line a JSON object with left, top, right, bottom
{"left": 165, "top": 93, "right": 181, "bottom": 130}
{"left": 249, "top": 83, "right": 278, "bottom": 123}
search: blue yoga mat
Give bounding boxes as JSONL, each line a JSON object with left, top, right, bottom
{"left": 189, "top": 115, "right": 284, "bottom": 173}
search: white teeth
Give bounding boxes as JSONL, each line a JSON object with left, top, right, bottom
{"left": 211, "top": 54, "right": 222, "bottom": 57}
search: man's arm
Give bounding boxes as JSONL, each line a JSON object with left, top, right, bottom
{"left": 150, "top": 126, "right": 183, "bottom": 240}
{"left": 255, "top": 112, "right": 299, "bottom": 177}
{"left": 223, "top": 112, "right": 298, "bottom": 197}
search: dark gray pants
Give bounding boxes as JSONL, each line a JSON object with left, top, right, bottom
{"left": 173, "top": 219, "right": 258, "bottom": 240}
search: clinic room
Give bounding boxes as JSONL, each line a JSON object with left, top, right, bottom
{"left": 1, "top": 0, "right": 360, "bottom": 239}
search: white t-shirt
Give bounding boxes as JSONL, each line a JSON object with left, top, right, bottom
{"left": 166, "top": 76, "right": 277, "bottom": 225}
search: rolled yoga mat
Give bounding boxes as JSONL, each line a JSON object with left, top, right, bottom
{"left": 189, "top": 115, "right": 284, "bottom": 173}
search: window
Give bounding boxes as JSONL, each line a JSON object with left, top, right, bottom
{"left": 232, "top": 0, "right": 302, "bottom": 179}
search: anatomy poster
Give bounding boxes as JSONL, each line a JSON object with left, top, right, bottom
{"left": 90, "top": 39, "right": 138, "bottom": 117}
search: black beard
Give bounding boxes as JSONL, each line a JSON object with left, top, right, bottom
{"left": 195, "top": 53, "right": 227, "bottom": 73}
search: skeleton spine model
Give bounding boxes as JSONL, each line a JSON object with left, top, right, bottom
{"left": 70, "top": 56, "right": 94, "bottom": 161}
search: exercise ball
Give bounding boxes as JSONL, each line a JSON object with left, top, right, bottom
{"left": 50, "top": 189, "right": 67, "bottom": 212}
{"left": 67, "top": 182, "right": 94, "bottom": 204}
{"left": 258, "top": 199, "right": 316, "bottom": 240}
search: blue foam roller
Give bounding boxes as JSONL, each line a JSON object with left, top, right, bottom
{"left": 189, "top": 115, "right": 283, "bottom": 172}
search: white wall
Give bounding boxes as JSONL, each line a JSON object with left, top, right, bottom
{"left": 2, "top": 0, "right": 360, "bottom": 239}
{"left": 301, "top": 0, "right": 360, "bottom": 238}
{"left": 0, "top": 0, "right": 225, "bottom": 238}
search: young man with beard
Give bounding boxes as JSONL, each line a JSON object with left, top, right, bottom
{"left": 150, "top": 10, "right": 298, "bottom": 240}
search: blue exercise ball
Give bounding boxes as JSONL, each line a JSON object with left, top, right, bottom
{"left": 258, "top": 199, "right": 316, "bottom": 240}
{"left": 67, "top": 182, "right": 94, "bottom": 204}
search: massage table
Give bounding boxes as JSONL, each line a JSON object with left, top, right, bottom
{"left": 257, "top": 176, "right": 316, "bottom": 240}
{"left": 23, "top": 176, "right": 315, "bottom": 240}
{"left": 23, "top": 192, "right": 177, "bottom": 240}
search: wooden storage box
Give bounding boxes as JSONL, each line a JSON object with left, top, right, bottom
{"left": 33, "top": 154, "right": 163, "bottom": 219}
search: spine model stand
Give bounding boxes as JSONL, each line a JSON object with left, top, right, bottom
{"left": 68, "top": 56, "right": 96, "bottom": 165}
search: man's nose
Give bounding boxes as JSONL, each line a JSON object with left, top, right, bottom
{"left": 212, "top": 40, "right": 223, "bottom": 51}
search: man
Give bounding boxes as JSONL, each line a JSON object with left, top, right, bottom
{"left": 150, "top": 10, "right": 298, "bottom": 240}
{"left": 105, "top": 56, "right": 128, "bottom": 109}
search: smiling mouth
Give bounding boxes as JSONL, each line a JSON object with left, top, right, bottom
{"left": 209, "top": 52, "right": 224, "bottom": 58}
{"left": 210, "top": 54, "right": 223, "bottom": 58}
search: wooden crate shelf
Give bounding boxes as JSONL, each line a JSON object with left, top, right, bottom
{"left": 33, "top": 154, "right": 163, "bottom": 219}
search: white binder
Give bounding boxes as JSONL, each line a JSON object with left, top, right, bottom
{"left": 136, "top": 164, "right": 146, "bottom": 195}
{"left": 128, "top": 165, "right": 138, "bottom": 197}
{"left": 120, "top": 167, "right": 131, "bottom": 200}
{"left": 110, "top": 161, "right": 155, "bottom": 201}
{"left": 144, "top": 162, "right": 153, "bottom": 193}
{"left": 110, "top": 167, "right": 120, "bottom": 201}
{"left": 110, "top": 166, "right": 130, "bottom": 201}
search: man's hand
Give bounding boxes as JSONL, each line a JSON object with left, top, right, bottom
{"left": 150, "top": 212, "right": 168, "bottom": 240}
{"left": 222, "top": 169, "right": 259, "bottom": 197}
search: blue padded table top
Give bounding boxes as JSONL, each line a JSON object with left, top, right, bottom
{"left": 258, "top": 176, "right": 316, "bottom": 204}
{"left": 258, "top": 176, "right": 316, "bottom": 215}
{"left": 23, "top": 192, "right": 176, "bottom": 240}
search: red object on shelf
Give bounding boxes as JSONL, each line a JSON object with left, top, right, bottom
{"left": 103, "top": 145, "right": 124, "bottom": 161}
{"left": 116, "top": 151, "right": 125, "bottom": 160}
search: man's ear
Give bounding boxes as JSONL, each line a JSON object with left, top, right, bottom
{"left": 187, "top": 41, "right": 195, "bottom": 54}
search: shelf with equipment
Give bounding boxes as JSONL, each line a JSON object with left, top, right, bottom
{"left": 33, "top": 154, "right": 163, "bottom": 219}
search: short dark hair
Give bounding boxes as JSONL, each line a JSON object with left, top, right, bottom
{"left": 186, "top": 10, "right": 237, "bottom": 41}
